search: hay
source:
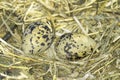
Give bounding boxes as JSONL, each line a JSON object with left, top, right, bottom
{"left": 0, "top": 0, "right": 120, "bottom": 80}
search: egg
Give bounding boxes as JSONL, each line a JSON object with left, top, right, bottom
{"left": 22, "top": 21, "right": 55, "bottom": 55}
{"left": 55, "top": 33, "right": 96, "bottom": 59}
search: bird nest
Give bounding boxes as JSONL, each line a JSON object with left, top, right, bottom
{"left": 0, "top": 0, "right": 120, "bottom": 80}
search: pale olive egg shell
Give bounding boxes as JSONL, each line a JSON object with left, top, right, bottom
{"left": 55, "top": 33, "right": 96, "bottom": 59}
{"left": 22, "top": 22, "right": 54, "bottom": 55}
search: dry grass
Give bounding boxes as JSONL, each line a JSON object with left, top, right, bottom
{"left": 0, "top": 0, "right": 120, "bottom": 80}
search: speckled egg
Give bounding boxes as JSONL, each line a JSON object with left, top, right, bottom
{"left": 55, "top": 33, "right": 96, "bottom": 59}
{"left": 22, "top": 21, "right": 55, "bottom": 55}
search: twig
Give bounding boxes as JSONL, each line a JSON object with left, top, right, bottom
{"left": 73, "top": 16, "right": 88, "bottom": 35}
